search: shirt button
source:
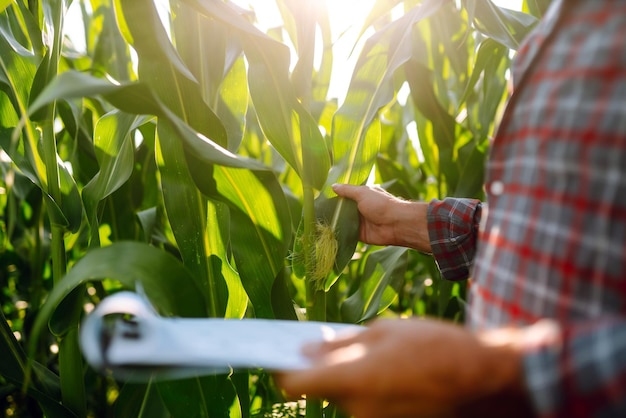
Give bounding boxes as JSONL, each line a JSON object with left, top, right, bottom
{"left": 490, "top": 181, "right": 504, "bottom": 196}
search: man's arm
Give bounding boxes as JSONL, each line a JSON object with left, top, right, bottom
{"left": 278, "top": 317, "right": 534, "bottom": 418}
{"left": 331, "top": 184, "right": 432, "bottom": 252}
{"left": 427, "top": 198, "right": 482, "bottom": 281}
{"left": 331, "top": 184, "right": 483, "bottom": 279}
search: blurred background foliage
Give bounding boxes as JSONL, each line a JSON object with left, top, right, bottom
{"left": 0, "top": 0, "right": 550, "bottom": 416}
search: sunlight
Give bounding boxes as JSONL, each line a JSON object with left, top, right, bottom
{"left": 232, "top": 0, "right": 376, "bottom": 102}
{"left": 66, "top": 0, "right": 377, "bottom": 100}
{"left": 232, "top": 0, "right": 376, "bottom": 42}
{"left": 493, "top": 0, "right": 523, "bottom": 9}
{"left": 324, "top": 0, "right": 378, "bottom": 101}
{"left": 65, "top": 0, "right": 523, "bottom": 102}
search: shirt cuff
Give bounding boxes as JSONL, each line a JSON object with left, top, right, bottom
{"left": 427, "top": 197, "right": 482, "bottom": 281}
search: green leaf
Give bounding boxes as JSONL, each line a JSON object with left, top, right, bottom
{"left": 29, "top": 242, "right": 208, "bottom": 351}
{"left": 169, "top": 1, "right": 249, "bottom": 152}
{"left": 464, "top": 0, "right": 537, "bottom": 50}
{"left": 118, "top": 0, "right": 194, "bottom": 83}
{"left": 83, "top": 111, "right": 138, "bottom": 202}
{"left": 118, "top": 0, "right": 227, "bottom": 147}
{"left": 157, "top": 375, "right": 236, "bottom": 418}
{"left": 0, "top": 28, "right": 83, "bottom": 233}
{"left": 29, "top": 72, "right": 158, "bottom": 117}
{"left": 246, "top": 45, "right": 330, "bottom": 190}
{"left": 459, "top": 38, "right": 509, "bottom": 138}
{"left": 309, "top": 3, "right": 333, "bottom": 105}
{"left": 0, "top": 129, "right": 71, "bottom": 231}
{"left": 207, "top": 166, "right": 292, "bottom": 319}
{"left": 155, "top": 119, "right": 291, "bottom": 319}
{"left": 341, "top": 246, "right": 408, "bottom": 323}
{"left": 522, "top": 0, "right": 552, "bottom": 17}
{"left": 26, "top": 71, "right": 268, "bottom": 172}
{"left": 278, "top": 0, "right": 317, "bottom": 104}
{"left": 328, "top": 0, "right": 442, "bottom": 187}
{"left": 0, "top": 310, "right": 78, "bottom": 418}
{"left": 115, "top": 381, "right": 169, "bottom": 418}
{"left": 455, "top": 142, "right": 487, "bottom": 198}
{"left": 356, "top": 0, "right": 403, "bottom": 44}
{"left": 0, "top": 0, "right": 13, "bottom": 14}
{"left": 91, "top": 0, "right": 134, "bottom": 81}
{"left": 311, "top": 195, "right": 360, "bottom": 287}
{"left": 406, "top": 61, "right": 467, "bottom": 194}
{"left": 230, "top": 371, "right": 250, "bottom": 418}
{"left": 0, "top": 22, "right": 47, "bottom": 187}
{"left": 318, "top": 0, "right": 442, "bottom": 276}
{"left": 56, "top": 159, "right": 83, "bottom": 233}
{"left": 0, "top": 23, "right": 37, "bottom": 113}
{"left": 82, "top": 111, "right": 142, "bottom": 244}
{"left": 170, "top": 0, "right": 250, "bottom": 156}
{"left": 437, "top": 278, "right": 455, "bottom": 318}
{"left": 157, "top": 121, "right": 242, "bottom": 319}
{"left": 271, "top": 268, "right": 298, "bottom": 320}
{"left": 216, "top": 57, "right": 248, "bottom": 151}
{"left": 182, "top": 0, "right": 331, "bottom": 190}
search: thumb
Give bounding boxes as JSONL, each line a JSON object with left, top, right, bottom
{"left": 332, "top": 183, "right": 362, "bottom": 200}
{"left": 301, "top": 330, "right": 363, "bottom": 360}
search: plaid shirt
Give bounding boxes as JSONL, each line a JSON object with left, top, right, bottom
{"left": 427, "top": 0, "right": 626, "bottom": 416}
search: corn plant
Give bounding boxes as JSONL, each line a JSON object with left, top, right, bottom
{"left": 0, "top": 0, "right": 549, "bottom": 416}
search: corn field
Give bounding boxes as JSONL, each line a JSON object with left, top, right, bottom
{"left": 0, "top": 0, "right": 548, "bottom": 416}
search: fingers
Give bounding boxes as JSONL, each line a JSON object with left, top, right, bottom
{"left": 279, "top": 331, "right": 371, "bottom": 399}
{"left": 333, "top": 183, "right": 392, "bottom": 200}
{"left": 332, "top": 183, "right": 363, "bottom": 200}
{"left": 277, "top": 351, "right": 362, "bottom": 399}
{"left": 302, "top": 329, "right": 364, "bottom": 359}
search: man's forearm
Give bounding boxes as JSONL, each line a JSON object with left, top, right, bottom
{"left": 392, "top": 200, "right": 431, "bottom": 252}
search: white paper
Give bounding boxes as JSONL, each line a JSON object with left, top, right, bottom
{"left": 80, "top": 291, "right": 362, "bottom": 381}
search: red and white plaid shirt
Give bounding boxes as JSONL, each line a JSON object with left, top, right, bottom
{"left": 427, "top": 0, "right": 626, "bottom": 416}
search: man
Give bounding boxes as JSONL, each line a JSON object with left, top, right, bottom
{"left": 278, "top": 0, "right": 626, "bottom": 416}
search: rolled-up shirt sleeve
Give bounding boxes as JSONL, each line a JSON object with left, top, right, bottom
{"left": 426, "top": 197, "right": 482, "bottom": 281}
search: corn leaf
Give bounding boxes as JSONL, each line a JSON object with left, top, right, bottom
{"left": 157, "top": 121, "right": 247, "bottom": 319}
{"left": 464, "top": 0, "right": 537, "bottom": 50}
{"left": 318, "top": 0, "right": 442, "bottom": 277}
{"left": 182, "top": 0, "right": 330, "bottom": 190}
{"left": 0, "top": 1, "right": 11, "bottom": 14}
{"left": 0, "top": 21, "right": 83, "bottom": 232}
{"left": 157, "top": 375, "right": 237, "bottom": 418}
{"left": 26, "top": 71, "right": 266, "bottom": 171}
{"left": 115, "top": 382, "right": 169, "bottom": 418}
{"left": 169, "top": 1, "right": 248, "bottom": 152}
{"left": 118, "top": 0, "right": 226, "bottom": 147}
{"left": 204, "top": 164, "right": 292, "bottom": 319}
{"left": 0, "top": 21, "right": 46, "bottom": 187}
{"left": 0, "top": 311, "right": 77, "bottom": 418}
{"left": 116, "top": 0, "right": 292, "bottom": 319}
{"left": 82, "top": 111, "right": 140, "bottom": 244}
{"left": 90, "top": 0, "right": 134, "bottom": 81}
{"left": 522, "top": 0, "right": 552, "bottom": 17}
{"left": 28, "top": 241, "right": 207, "bottom": 358}
{"left": 341, "top": 246, "right": 408, "bottom": 323}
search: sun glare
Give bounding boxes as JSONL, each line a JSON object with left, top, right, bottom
{"left": 232, "top": 0, "right": 377, "bottom": 102}
{"left": 232, "top": 0, "right": 376, "bottom": 38}
{"left": 66, "top": 0, "right": 378, "bottom": 101}
{"left": 66, "top": 0, "right": 521, "bottom": 102}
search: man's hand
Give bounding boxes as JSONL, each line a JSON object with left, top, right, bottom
{"left": 332, "top": 184, "right": 431, "bottom": 252}
{"left": 277, "top": 318, "right": 532, "bottom": 418}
